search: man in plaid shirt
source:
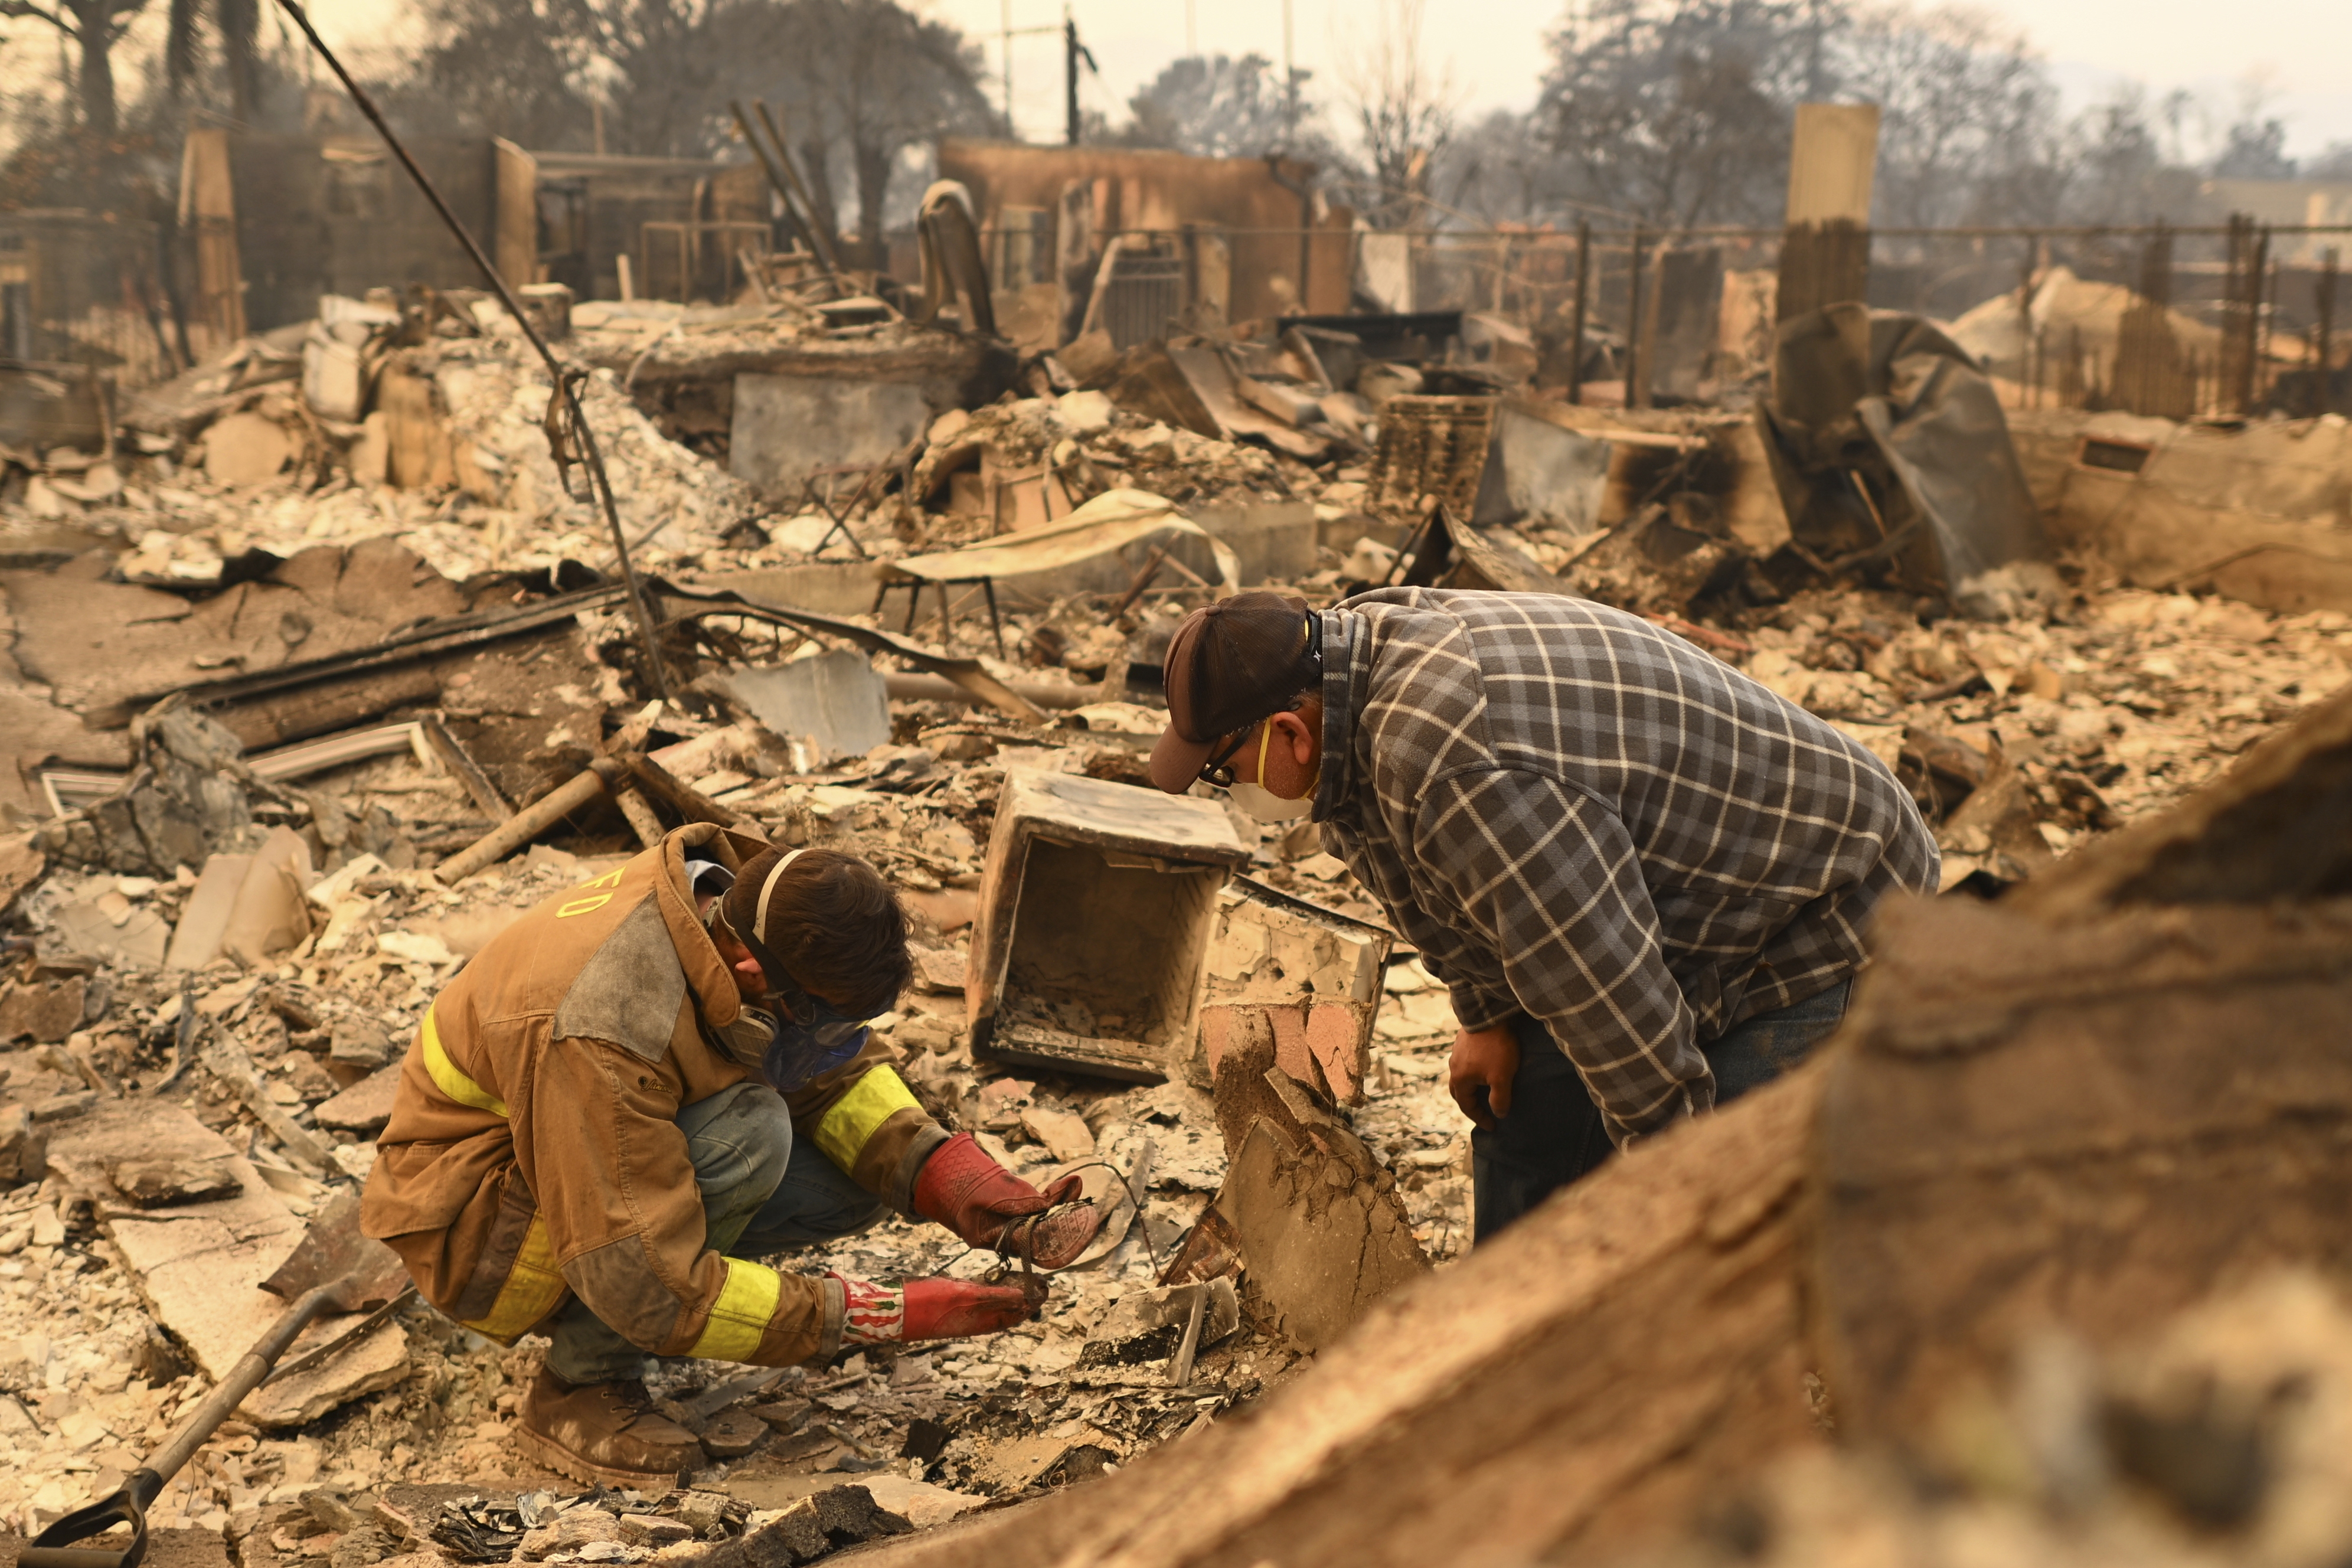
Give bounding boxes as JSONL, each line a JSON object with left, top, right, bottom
{"left": 1148, "top": 588, "right": 1938, "bottom": 1239}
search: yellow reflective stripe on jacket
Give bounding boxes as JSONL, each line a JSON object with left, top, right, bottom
{"left": 422, "top": 1008, "right": 509, "bottom": 1118}
{"left": 461, "top": 1212, "right": 567, "bottom": 1340}
{"left": 811, "top": 1066, "right": 920, "bottom": 1173}
{"left": 688, "top": 1257, "right": 782, "bottom": 1360}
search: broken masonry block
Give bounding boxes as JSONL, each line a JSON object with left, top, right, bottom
{"left": 1200, "top": 874, "right": 1392, "bottom": 1105}
{"left": 1077, "top": 1279, "right": 1243, "bottom": 1370}
{"left": 0, "top": 1105, "right": 46, "bottom": 1187}
{"left": 107, "top": 1158, "right": 243, "bottom": 1208}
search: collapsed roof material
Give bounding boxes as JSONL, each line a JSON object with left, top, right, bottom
{"left": 1759, "top": 303, "right": 2055, "bottom": 605}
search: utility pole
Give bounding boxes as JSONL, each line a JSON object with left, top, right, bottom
{"left": 1805, "top": 0, "right": 1827, "bottom": 100}
{"left": 1282, "top": 0, "right": 1297, "bottom": 140}
{"left": 1002, "top": 0, "right": 1015, "bottom": 139}
{"left": 1063, "top": 9, "right": 1096, "bottom": 147}
{"left": 1066, "top": 15, "right": 1080, "bottom": 146}
{"left": 996, "top": 7, "right": 1068, "bottom": 144}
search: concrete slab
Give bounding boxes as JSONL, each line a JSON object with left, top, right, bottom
{"left": 314, "top": 1063, "right": 401, "bottom": 1133}
{"left": 1189, "top": 501, "right": 1317, "bottom": 585}
{"left": 730, "top": 375, "right": 931, "bottom": 500}
{"left": 44, "top": 1102, "right": 409, "bottom": 1428}
{"left": 713, "top": 651, "right": 892, "bottom": 762}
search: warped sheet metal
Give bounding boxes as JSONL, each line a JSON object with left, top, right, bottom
{"left": 1760, "top": 303, "right": 2052, "bottom": 599}
{"left": 652, "top": 577, "right": 1047, "bottom": 724}
{"left": 888, "top": 488, "right": 1242, "bottom": 601}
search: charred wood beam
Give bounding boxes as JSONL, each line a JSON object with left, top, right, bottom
{"left": 653, "top": 580, "right": 1048, "bottom": 725}
{"left": 90, "top": 584, "right": 626, "bottom": 728}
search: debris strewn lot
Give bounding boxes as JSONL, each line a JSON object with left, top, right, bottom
{"left": 3, "top": 274, "right": 2351, "bottom": 1568}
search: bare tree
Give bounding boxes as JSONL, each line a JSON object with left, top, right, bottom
{"left": 2060, "top": 84, "right": 2204, "bottom": 224}
{"left": 388, "top": 0, "right": 597, "bottom": 150}
{"left": 385, "top": 0, "right": 732, "bottom": 155}
{"left": 1441, "top": 107, "right": 1580, "bottom": 226}
{"left": 165, "top": 0, "right": 261, "bottom": 121}
{"left": 1338, "top": 0, "right": 1458, "bottom": 228}
{"left": 1538, "top": 0, "right": 1814, "bottom": 228}
{"left": 744, "top": 0, "right": 994, "bottom": 264}
{"left": 1843, "top": 4, "right": 2054, "bottom": 227}
{"left": 571, "top": 0, "right": 739, "bottom": 158}
{"left": 1122, "top": 53, "right": 1305, "bottom": 159}
{"left": 2211, "top": 77, "right": 2297, "bottom": 179}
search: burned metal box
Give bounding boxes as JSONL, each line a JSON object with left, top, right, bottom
{"left": 966, "top": 767, "right": 1252, "bottom": 1082}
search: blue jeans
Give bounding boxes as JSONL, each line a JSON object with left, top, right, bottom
{"left": 544, "top": 1080, "right": 891, "bottom": 1383}
{"left": 1469, "top": 979, "right": 1852, "bottom": 1244}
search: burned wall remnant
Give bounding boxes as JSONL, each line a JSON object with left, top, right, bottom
{"left": 936, "top": 141, "right": 1353, "bottom": 343}
{"left": 227, "top": 134, "right": 499, "bottom": 329}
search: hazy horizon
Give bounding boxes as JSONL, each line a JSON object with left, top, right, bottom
{"left": 272, "top": 0, "right": 2352, "bottom": 168}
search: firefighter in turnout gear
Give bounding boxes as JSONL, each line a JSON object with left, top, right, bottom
{"left": 362, "top": 827, "right": 1100, "bottom": 1485}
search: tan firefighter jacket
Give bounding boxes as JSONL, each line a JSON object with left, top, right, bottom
{"left": 360, "top": 824, "right": 947, "bottom": 1366}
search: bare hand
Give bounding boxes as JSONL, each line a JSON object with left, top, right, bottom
{"left": 1449, "top": 1024, "right": 1521, "bottom": 1131}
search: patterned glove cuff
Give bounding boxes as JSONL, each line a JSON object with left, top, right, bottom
{"left": 829, "top": 1271, "right": 907, "bottom": 1346}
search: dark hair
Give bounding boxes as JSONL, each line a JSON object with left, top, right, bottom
{"left": 723, "top": 848, "right": 912, "bottom": 1017}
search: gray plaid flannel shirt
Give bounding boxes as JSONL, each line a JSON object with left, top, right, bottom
{"left": 1312, "top": 589, "right": 1938, "bottom": 1142}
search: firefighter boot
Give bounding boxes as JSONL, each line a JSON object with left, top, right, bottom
{"left": 515, "top": 1367, "right": 705, "bottom": 1488}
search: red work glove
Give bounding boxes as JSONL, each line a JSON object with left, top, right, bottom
{"left": 912, "top": 1131, "right": 1103, "bottom": 1270}
{"left": 830, "top": 1272, "right": 1040, "bottom": 1345}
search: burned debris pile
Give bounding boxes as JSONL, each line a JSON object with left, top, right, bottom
{"left": 1, "top": 202, "right": 2350, "bottom": 1568}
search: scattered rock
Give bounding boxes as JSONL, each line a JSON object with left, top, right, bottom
{"left": 329, "top": 1019, "right": 394, "bottom": 1072}
{"left": 0, "top": 1105, "right": 47, "bottom": 1185}
{"left": 1018, "top": 1106, "right": 1095, "bottom": 1162}
{"left": 518, "top": 1511, "right": 625, "bottom": 1562}
{"left": 108, "top": 1157, "right": 243, "bottom": 1207}
{"left": 32, "top": 1088, "right": 96, "bottom": 1122}
{"left": 315, "top": 1064, "right": 402, "bottom": 1133}
{"left": 698, "top": 1409, "right": 769, "bottom": 1459}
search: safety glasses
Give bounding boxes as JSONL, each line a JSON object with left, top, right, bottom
{"left": 1197, "top": 727, "right": 1255, "bottom": 789}
{"left": 1197, "top": 702, "right": 1304, "bottom": 789}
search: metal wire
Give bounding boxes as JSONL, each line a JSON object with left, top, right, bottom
{"left": 269, "top": 0, "right": 674, "bottom": 703}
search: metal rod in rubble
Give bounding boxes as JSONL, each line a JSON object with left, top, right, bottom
{"left": 755, "top": 102, "right": 843, "bottom": 277}
{"left": 269, "top": 0, "right": 674, "bottom": 704}
{"left": 2319, "top": 249, "right": 2339, "bottom": 418}
{"left": 733, "top": 101, "right": 839, "bottom": 282}
{"left": 1625, "top": 226, "right": 1645, "bottom": 409}
{"left": 1567, "top": 221, "right": 1590, "bottom": 407}
{"left": 730, "top": 101, "right": 821, "bottom": 279}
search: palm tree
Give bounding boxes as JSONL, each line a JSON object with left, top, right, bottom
{"left": 165, "top": 0, "right": 262, "bottom": 121}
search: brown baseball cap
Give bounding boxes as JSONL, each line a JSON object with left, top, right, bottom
{"left": 1147, "top": 592, "right": 1322, "bottom": 794}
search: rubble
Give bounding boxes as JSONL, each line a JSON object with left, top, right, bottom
{"left": 2, "top": 194, "right": 2350, "bottom": 1568}
{"left": 830, "top": 675, "right": 2352, "bottom": 1568}
{"left": 1602, "top": 1269, "right": 2352, "bottom": 1567}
